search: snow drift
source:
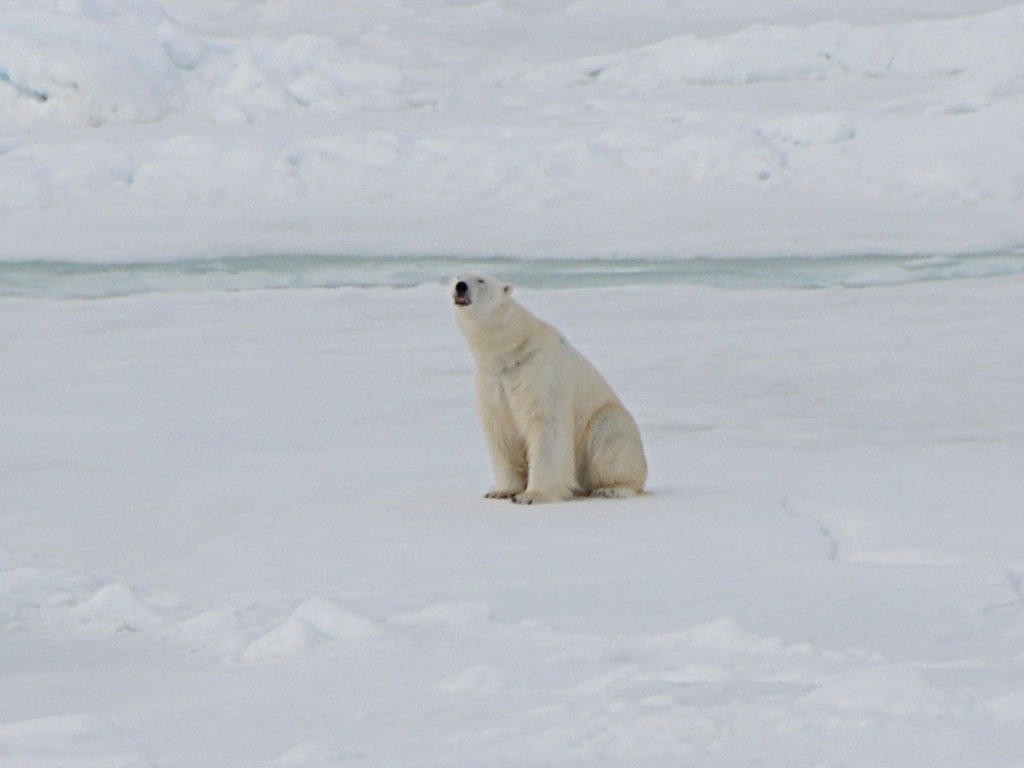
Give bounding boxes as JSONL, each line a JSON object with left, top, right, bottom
{"left": 1, "top": 0, "right": 1022, "bottom": 260}
{"left": 0, "top": 0, "right": 203, "bottom": 125}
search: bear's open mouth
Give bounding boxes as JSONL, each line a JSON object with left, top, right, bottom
{"left": 454, "top": 296, "right": 471, "bottom": 306}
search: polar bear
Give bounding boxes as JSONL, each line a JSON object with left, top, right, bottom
{"left": 451, "top": 272, "right": 647, "bottom": 504}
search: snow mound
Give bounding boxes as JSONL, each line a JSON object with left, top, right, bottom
{"left": 660, "top": 663, "right": 736, "bottom": 684}
{"left": 242, "top": 597, "right": 380, "bottom": 662}
{"left": 986, "top": 688, "right": 1024, "bottom": 723}
{"left": 208, "top": 34, "right": 416, "bottom": 120}
{"left": 0, "top": 714, "right": 148, "bottom": 768}
{"left": 799, "top": 664, "right": 957, "bottom": 718}
{"left": 173, "top": 609, "right": 245, "bottom": 657}
{"left": 556, "top": 5, "right": 1024, "bottom": 86}
{"left": 680, "top": 617, "right": 789, "bottom": 654}
{"left": 436, "top": 664, "right": 509, "bottom": 694}
{"left": 763, "top": 112, "right": 857, "bottom": 147}
{"left": 0, "top": 0, "right": 203, "bottom": 125}
{"left": 0, "top": 0, "right": 421, "bottom": 127}
{"left": 71, "top": 582, "right": 163, "bottom": 635}
{"left": 390, "top": 601, "right": 495, "bottom": 631}
{"left": 274, "top": 741, "right": 347, "bottom": 765}
{"left": 0, "top": 714, "right": 105, "bottom": 752}
{"left": 1, "top": 1, "right": 1023, "bottom": 259}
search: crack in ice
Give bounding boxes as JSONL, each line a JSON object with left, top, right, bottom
{"left": 780, "top": 497, "right": 841, "bottom": 563}
{"left": 983, "top": 569, "right": 1024, "bottom": 614}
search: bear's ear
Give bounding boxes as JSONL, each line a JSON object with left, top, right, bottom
{"left": 503, "top": 282, "right": 514, "bottom": 296}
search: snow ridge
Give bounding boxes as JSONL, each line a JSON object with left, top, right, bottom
{"left": 1, "top": 1, "right": 1023, "bottom": 260}
{"left": 0, "top": 0, "right": 203, "bottom": 125}
{"left": 555, "top": 6, "right": 1024, "bottom": 86}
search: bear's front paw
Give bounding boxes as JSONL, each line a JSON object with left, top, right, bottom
{"left": 485, "top": 489, "right": 521, "bottom": 500}
{"left": 511, "top": 489, "right": 573, "bottom": 505}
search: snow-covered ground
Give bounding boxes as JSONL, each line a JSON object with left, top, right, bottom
{"left": 2, "top": 279, "right": 1024, "bottom": 767}
{"left": 1, "top": 0, "right": 1023, "bottom": 260}
{"left": 3, "top": 1, "right": 1024, "bottom": 766}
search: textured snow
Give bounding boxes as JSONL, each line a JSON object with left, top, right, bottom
{"left": 2, "top": 1, "right": 1024, "bottom": 766}
{"left": 2, "top": 279, "right": 1024, "bottom": 766}
{"left": 0, "top": 0, "right": 1022, "bottom": 260}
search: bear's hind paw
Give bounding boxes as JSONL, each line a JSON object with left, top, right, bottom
{"left": 590, "top": 485, "right": 641, "bottom": 499}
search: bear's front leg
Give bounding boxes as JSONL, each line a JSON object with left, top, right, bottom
{"left": 483, "top": 433, "right": 527, "bottom": 499}
{"left": 477, "top": 373, "right": 527, "bottom": 499}
{"left": 512, "top": 415, "right": 576, "bottom": 504}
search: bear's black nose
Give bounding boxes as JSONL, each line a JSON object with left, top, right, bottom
{"left": 455, "top": 281, "right": 468, "bottom": 296}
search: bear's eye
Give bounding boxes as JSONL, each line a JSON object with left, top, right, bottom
{"left": 476, "top": 279, "right": 485, "bottom": 284}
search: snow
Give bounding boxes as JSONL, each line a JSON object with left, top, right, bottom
{"left": 2, "top": 1, "right": 1024, "bottom": 766}
{"left": 1, "top": 0, "right": 1023, "bottom": 260}
{"left": 3, "top": 279, "right": 1024, "bottom": 767}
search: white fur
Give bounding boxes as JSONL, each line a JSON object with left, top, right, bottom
{"left": 451, "top": 272, "right": 647, "bottom": 504}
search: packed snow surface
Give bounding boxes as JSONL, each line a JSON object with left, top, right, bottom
{"left": 1, "top": 0, "right": 1023, "bottom": 260}
{"left": 2, "top": 278, "right": 1024, "bottom": 767}
{"left": 3, "top": 1, "right": 1024, "bottom": 766}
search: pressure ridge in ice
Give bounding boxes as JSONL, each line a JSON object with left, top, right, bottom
{"left": 3, "top": 1, "right": 1023, "bottom": 123}
{"left": 1, "top": 0, "right": 1022, "bottom": 260}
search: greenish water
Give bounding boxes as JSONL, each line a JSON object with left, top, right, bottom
{"left": 2, "top": 252, "right": 1023, "bottom": 299}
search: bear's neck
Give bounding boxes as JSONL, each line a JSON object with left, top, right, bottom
{"left": 461, "top": 299, "right": 546, "bottom": 370}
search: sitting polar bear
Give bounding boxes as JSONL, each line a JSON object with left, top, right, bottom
{"left": 451, "top": 272, "right": 647, "bottom": 504}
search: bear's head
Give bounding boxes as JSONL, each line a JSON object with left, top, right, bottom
{"left": 450, "top": 272, "right": 513, "bottom": 316}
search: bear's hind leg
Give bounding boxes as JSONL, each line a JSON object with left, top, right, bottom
{"left": 583, "top": 404, "right": 647, "bottom": 498}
